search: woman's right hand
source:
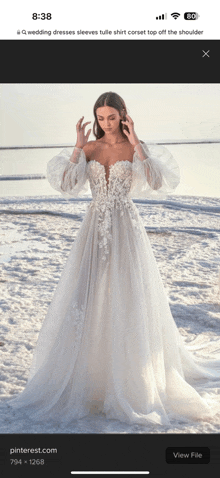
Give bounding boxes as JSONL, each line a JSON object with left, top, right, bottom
{"left": 75, "top": 116, "right": 91, "bottom": 148}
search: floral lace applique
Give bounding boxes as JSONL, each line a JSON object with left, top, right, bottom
{"left": 88, "top": 160, "right": 143, "bottom": 261}
{"left": 66, "top": 301, "right": 86, "bottom": 342}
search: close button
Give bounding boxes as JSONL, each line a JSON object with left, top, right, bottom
{"left": 166, "top": 447, "right": 210, "bottom": 464}
{"left": 202, "top": 50, "right": 210, "bottom": 57}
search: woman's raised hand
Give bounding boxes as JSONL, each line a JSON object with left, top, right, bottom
{"left": 75, "top": 117, "right": 92, "bottom": 148}
{"left": 121, "top": 114, "right": 140, "bottom": 147}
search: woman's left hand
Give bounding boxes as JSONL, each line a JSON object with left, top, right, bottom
{"left": 121, "top": 115, "right": 140, "bottom": 146}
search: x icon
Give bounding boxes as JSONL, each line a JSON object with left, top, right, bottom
{"left": 202, "top": 50, "right": 210, "bottom": 57}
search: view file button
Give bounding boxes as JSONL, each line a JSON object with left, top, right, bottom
{"left": 166, "top": 447, "right": 210, "bottom": 464}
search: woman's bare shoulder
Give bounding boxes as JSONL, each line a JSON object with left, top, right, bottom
{"left": 82, "top": 140, "right": 97, "bottom": 152}
{"left": 83, "top": 141, "right": 98, "bottom": 161}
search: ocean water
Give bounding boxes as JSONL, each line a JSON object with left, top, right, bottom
{"left": 0, "top": 148, "right": 61, "bottom": 197}
{"left": 0, "top": 143, "right": 220, "bottom": 198}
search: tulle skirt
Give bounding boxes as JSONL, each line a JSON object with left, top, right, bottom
{"left": 8, "top": 200, "right": 220, "bottom": 426}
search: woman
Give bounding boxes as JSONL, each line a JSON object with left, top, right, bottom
{"left": 9, "top": 92, "right": 220, "bottom": 426}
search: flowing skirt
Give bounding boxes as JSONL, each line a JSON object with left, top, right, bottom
{"left": 9, "top": 200, "right": 220, "bottom": 425}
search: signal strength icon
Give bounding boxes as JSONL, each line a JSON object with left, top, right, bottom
{"left": 171, "top": 12, "right": 181, "bottom": 19}
{"left": 156, "top": 13, "right": 167, "bottom": 20}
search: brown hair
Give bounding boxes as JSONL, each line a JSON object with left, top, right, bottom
{"left": 93, "top": 92, "right": 129, "bottom": 140}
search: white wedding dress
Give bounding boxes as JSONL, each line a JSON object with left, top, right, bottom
{"left": 8, "top": 143, "right": 220, "bottom": 426}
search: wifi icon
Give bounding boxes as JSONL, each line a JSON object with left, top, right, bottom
{"left": 171, "top": 12, "right": 181, "bottom": 19}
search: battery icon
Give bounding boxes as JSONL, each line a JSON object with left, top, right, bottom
{"left": 184, "top": 12, "right": 200, "bottom": 20}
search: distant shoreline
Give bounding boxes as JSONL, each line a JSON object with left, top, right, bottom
{"left": 0, "top": 174, "right": 46, "bottom": 181}
{"left": 1, "top": 139, "right": 220, "bottom": 150}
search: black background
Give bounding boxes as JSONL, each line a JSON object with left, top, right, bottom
{"left": 1, "top": 40, "right": 219, "bottom": 82}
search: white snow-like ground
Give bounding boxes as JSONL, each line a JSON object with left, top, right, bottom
{"left": 0, "top": 194, "right": 220, "bottom": 434}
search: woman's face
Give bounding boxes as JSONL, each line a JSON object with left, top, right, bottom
{"left": 96, "top": 106, "right": 122, "bottom": 134}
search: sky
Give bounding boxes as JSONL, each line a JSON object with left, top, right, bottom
{"left": 0, "top": 83, "right": 220, "bottom": 197}
{"left": 1, "top": 83, "right": 220, "bottom": 145}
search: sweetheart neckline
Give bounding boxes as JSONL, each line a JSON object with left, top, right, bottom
{"left": 87, "top": 159, "right": 133, "bottom": 191}
{"left": 87, "top": 159, "right": 133, "bottom": 168}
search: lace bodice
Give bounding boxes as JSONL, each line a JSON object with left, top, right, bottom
{"left": 88, "top": 159, "right": 133, "bottom": 197}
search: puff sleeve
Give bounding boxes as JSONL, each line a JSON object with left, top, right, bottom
{"left": 46, "top": 147, "right": 91, "bottom": 198}
{"left": 129, "top": 143, "right": 180, "bottom": 199}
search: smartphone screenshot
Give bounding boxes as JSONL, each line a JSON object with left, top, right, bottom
{"left": 0, "top": 1, "right": 220, "bottom": 477}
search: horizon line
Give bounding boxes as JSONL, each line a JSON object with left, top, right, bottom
{"left": 1, "top": 139, "right": 220, "bottom": 150}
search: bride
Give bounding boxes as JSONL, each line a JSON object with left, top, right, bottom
{"left": 9, "top": 91, "right": 220, "bottom": 426}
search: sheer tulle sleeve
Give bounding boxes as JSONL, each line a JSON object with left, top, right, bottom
{"left": 46, "top": 147, "right": 91, "bottom": 198}
{"left": 129, "top": 143, "right": 180, "bottom": 199}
